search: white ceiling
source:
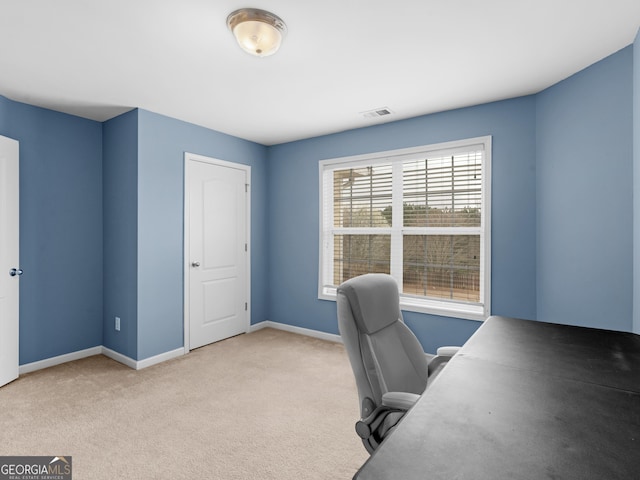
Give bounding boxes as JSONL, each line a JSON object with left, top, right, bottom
{"left": 0, "top": 1, "right": 639, "bottom": 146}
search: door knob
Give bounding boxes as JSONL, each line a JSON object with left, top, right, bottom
{"left": 191, "top": 262, "right": 201, "bottom": 267}
{"left": 9, "top": 268, "right": 23, "bottom": 276}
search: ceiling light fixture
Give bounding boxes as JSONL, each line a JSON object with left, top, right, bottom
{"left": 226, "top": 8, "right": 287, "bottom": 57}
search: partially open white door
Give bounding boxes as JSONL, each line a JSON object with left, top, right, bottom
{"left": 0, "top": 135, "right": 19, "bottom": 387}
{"left": 185, "top": 154, "right": 250, "bottom": 351}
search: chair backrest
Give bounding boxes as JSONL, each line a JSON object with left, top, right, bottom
{"left": 337, "top": 274, "right": 428, "bottom": 417}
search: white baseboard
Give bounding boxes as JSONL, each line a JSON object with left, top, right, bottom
{"left": 135, "top": 347, "right": 185, "bottom": 370}
{"left": 250, "top": 320, "right": 342, "bottom": 344}
{"left": 20, "top": 345, "right": 186, "bottom": 374}
{"left": 102, "top": 346, "right": 185, "bottom": 370}
{"left": 101, "top": 346, "right": 138, "bottom": 369}
{"left": 19, "top": 346, "right": 103, "bottom": 375}
{"left": 19, "top": 322, "right": 335, "bottom": 375}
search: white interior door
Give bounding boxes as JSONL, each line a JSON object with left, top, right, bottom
{"left": 0, "top": 135, "right": 19, "bottom": 387}
{"left": 185, "top": 154, "right": 249, "bottom": 350}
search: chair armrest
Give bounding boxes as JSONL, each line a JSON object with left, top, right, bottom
{"left": 436, "top": 346, "right": 460, "bottom": 357}
{"left": 382, "top": 392, "right": 420, "bottom": 410}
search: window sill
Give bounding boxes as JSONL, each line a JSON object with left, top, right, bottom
{"left": 321, "top": 287, "right": 487, "bottom": 322}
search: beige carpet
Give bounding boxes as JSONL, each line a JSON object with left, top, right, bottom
{"left": 0, "top": 328, "right": 368, "bottom": 479}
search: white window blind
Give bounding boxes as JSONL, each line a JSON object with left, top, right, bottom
{"left": 319, "top": 137, "right": 491, "bottom": 321}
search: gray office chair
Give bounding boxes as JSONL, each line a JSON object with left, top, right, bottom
{"left": 337, "top": 273, "right": 459, "bottom": 453}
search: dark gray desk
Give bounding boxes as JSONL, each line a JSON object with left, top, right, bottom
{"left": 354, "top": 316, "right": 640, "bottom": 480}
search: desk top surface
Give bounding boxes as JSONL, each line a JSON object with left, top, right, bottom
{"left": 354, "top": 316, "right": 640, "bottom": 480}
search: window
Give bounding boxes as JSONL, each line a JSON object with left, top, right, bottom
{"left": 319, "top": 137, "right": 491, "bottom": 321}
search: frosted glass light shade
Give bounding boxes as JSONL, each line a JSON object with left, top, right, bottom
{"left": 227, "top": 9, "right": 286, "bottom": 57}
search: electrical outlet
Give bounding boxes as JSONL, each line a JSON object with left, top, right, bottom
{"left": 115, "top": 316, "right": 121, "bottom": 331}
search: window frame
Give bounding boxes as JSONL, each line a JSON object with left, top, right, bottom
{"left": 318, "top": 136, "right": 491, "bottom": 321}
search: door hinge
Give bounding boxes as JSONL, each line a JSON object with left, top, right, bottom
{"left": 245, "top": 183, "right": 249, "bottom": 193}
{"left": 245, "top": 302, "right": 248, "bottom": 311}
{"left": 245, "top": 243, "right": 248, "bottom": 252}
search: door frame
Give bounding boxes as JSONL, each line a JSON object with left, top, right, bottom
{"left": 183, "top": 152, "right": 251, "bottom": 352}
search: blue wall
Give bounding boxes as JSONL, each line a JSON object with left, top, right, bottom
{"left": 0, "top": 96, "right": 103, "bottom": 364}
{"left": 267, "top": 97, "right": 538, "bottom": 353}
{"left": 103, "top": 110, "right": 138, "bottom": 358}
{"left": 2, "top": 37, "right": 637, "bottom": 366}
{"left": 267, "top": 45, "right": 636, "bottom": 350}
{"left": 536, "top": 47, "right": 633, "bottom": 332}
{"left": 2, "top": 98, "right": 269, "bottom": 365}
{"left": 136, "top": 109, "right": 268, "bottom": 359}
{"left": 101, "top": 109, "right": 269, "bottom": 361}
{"left": 634, "top": 30, "right": 640, "bottom": 335}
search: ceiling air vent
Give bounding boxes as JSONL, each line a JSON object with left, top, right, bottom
{"left": 360, "top": 107, "right": 394, "bottom": 119}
